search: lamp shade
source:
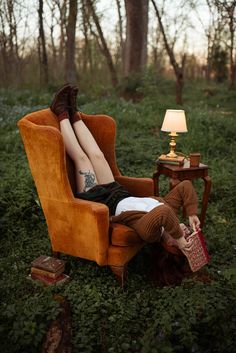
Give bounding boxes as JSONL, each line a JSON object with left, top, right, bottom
{"left": 161, "top": 109, "right": 188, "bottom": 133}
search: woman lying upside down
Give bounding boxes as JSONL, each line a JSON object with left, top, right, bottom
{"left": 50, "top": 84, "right": 200, "bottom": 254}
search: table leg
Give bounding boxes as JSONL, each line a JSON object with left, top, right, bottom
{"left": 200, "top": 176, "right": 212, "bottom": 227}
{"left": 153, "top": 171, "right": 160, "bottom": 196}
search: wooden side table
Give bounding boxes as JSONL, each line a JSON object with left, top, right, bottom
{"left": 153, "top": 160, "right": 212, "bottom": 227}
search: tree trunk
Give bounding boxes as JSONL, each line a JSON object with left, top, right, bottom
{"left": 2, "top": 0, "right": 21, "bottom": 85}
{"left": 205, "top": 35, "right": 212, "bottom": 81}
{"left": 176, "top": 74, "right": 184, "bottom": 105}
{"left": 124, "top": 0, "right": 149, "bottom": 76}
{"left": 213, "top": 0, "right": 236, "bottom": 89}
{"left": 50, "top": 24, "right": 57, "bottom": 62}
{"left": 38, "top": 0, "right": 49, "bottom": 86}
{"left": 231, "top": 64, "right": 236, "bottom": 89}
{"left": 81, "top": 0, "right": 93, "bottom": 74}
{"left": 86, "top": 0, "right": 118, "bottom": 87}
{"left": 151, "top": 0, "right": 185, "bottom": 105}
{"left": 229, "top": 6, "right": 236, "bottom": 89}
{"left": 115, "top": 0, "right": 125, "bottom": 73}
{"left": 65, "top": 0, "right": 77, "bottom": 83}
{"left": 49, "top": 2, "right": 57, "bottom": 64}
{"left": 141, "top": 0, "right": 149, "bottom": 68}
{"left": 56, "top": 0, "right": 67, "bottom": 63}
{"left": 7, "top": 1, "right": 14, "bottom": 61}
{"left": 0, "top": 7, "right": 9, "bottom": 86}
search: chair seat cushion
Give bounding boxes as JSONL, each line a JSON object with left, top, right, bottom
{"left": 110, "top": 223, "right": 143, "bottom": 247}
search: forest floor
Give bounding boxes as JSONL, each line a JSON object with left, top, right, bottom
{"left": 0, "top": 79, "right": 236, "bottom": 353}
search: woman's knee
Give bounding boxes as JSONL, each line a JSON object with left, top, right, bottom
{"left": 180, "top": 180, "right": 196, "bottom": 195}
{"left": 134, "top": 204, "right": 171, "bottom": 233}
{"left": 179, "top": 180, "right": 192, "bottom": 189}
{"left": 74, "top": 153, "right": 91, "bottom": 166}
{"left": 88, "top": 150, "right": 106, "bottom": 163}
{"left": 134, "top": 204, "right": 178, "bottom": 243}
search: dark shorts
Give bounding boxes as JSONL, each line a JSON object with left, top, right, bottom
{"left": 76, "top": 181, "right": 131, "bottom": 215}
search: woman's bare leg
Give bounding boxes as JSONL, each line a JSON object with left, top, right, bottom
{"left": 60, "top": 119, "right": 98, "bottom": 192}
{"left": 72, "top": 120, "right": 115, "bottom": 184}
{"left": 50, "top": 84, "right": 114, "bottom": 187}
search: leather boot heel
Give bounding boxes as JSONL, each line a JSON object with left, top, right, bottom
{"left": 50, "top": 84, "right": 71, "bottom": 121}
{"left": 69, "top": 86, "right": 82, "bottom": 124}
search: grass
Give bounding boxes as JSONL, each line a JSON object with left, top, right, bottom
{"left": 0, "top": 78, "right": 236, "bottom": 353}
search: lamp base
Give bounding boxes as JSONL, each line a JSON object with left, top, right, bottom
{"left": 166, "top": 151, "right": 178, "bottom": 158}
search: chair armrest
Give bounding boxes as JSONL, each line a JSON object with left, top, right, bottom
{"left": 41, "top": 196, "right": 110, "bottom": 266}
{"left": 115, "top": 175, "right": 154, "bottom": 197}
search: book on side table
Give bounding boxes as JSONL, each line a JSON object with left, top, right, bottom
{"left": 30, "top": 255, "right": 69, "bottom": 286}
{"left": 158, "top": 154, "right": 185, "bottom": 166}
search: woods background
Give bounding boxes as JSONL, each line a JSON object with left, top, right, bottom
{"left": 1, "top": 2, "right": 236, "bottom": 352}
{"left": 0, "top": 0, "right": 235, "bottom": 105}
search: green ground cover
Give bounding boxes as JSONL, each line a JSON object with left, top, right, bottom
{"left": 0, "top": 79, "right": 236, "bottom": 352}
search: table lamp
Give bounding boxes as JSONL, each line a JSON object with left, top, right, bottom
{"left": 161, "top": 109, "right": 188, "bottom": 158}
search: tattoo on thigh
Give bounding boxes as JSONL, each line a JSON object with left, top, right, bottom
{"left": 79, "top": 170, "right": 97, "bottom": 191}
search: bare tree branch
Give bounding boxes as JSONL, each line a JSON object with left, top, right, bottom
{"left": 151, "top": 0, "right": 186, "bottom": 104}
{"left": 86, "top": 0, "right": 118, "bottom": 87}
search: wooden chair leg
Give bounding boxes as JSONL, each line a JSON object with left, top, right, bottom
{"left": 110, "top": 265, "right": 128, "bottom": 288}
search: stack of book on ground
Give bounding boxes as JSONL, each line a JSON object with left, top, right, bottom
{"left": 158, "top": 154, "right": 185, "bottom": 166}
{"left": 30, "top": 255, "right": 69, "bottom": 286}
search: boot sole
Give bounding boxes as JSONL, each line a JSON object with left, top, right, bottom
{"left": 50, "top": 84, "right": 71, "bottom": 114}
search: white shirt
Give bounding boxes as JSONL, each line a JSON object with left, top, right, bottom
{"left": 115, "top": 196, "right": 164, "bottom": 216}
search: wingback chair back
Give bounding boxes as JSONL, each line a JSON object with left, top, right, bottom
{"left": 17, "top": 108, "right": 155, "bottom": 285}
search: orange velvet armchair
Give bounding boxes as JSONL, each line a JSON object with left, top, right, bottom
{"left": 17, "top": 109, "right": 155, "bottom": 284}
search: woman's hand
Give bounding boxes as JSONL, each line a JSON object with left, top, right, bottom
{"left": 176, "top": 235, "right": 193, "bottom": 250}
{"left": 179, "top": 223, "right": 191, "bottom": 237}
{"left": 189, "top": 215, "right": 201, "bottom": 231}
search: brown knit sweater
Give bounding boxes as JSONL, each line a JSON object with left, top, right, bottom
{"left": 111, "top": 180, "right": 198, "bottom": 242}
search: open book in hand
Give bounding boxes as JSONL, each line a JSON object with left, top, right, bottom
{"left": 182, "top": 229, "right": 210, "bottom": 272}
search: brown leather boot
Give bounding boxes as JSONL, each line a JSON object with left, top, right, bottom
{"left": 50, "top": 84, "right": 71, "bottom": 121}
{"left": 69, "top": 85, "right": 82, "bottom": 124}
